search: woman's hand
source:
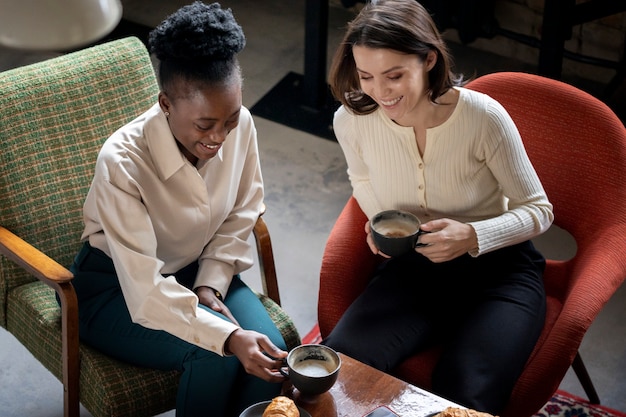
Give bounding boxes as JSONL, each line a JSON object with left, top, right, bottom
{"left": 195, "top": 286, "right": 240, "bottom": 326}
{"left": 364, "top": 220, "right": 391, "bottom": 258}
{"left": 416, "top": 218, "right": 478, "bottom": 263}
{"left": 226, "top": 329, "right": 288, "bottom": 382}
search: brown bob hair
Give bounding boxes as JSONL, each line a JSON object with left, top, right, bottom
{"left": 328, "top": 0, "right": 463, "bottom": 115}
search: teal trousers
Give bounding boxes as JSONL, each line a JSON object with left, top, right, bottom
{"left": 69, "top": 242, "right": 286, "bottom": 417}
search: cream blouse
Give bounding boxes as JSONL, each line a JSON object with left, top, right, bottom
{"left": 81, "top": 103, "right": 263, "bottom": 355}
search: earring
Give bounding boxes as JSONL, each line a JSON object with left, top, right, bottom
{"left": 164, "top": 111, "right": 170, "bottom": 117}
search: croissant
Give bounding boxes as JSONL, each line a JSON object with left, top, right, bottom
{"left": 435, "top": 407, "right": 498, "bottom": 417}
{"left": 262, "top": 396, "right": 300, "bottom": 417}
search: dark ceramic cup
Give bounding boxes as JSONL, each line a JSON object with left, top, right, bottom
{"left": 280, "top": 344, "right": 341, "bottom": 397}
{"left": 370, "top": 209, "right": 427, "bottom": 257}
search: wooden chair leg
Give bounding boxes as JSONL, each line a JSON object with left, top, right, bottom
{"left": 57, "top": 283, "right": 80, "bottom": 417}
{"left": 0, "top": 227, "right": 80, "bottom": 416}
{"left": 572, "top": 351, "right": 600, "bottom": 404}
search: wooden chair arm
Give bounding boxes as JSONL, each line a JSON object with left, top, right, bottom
{"left": 253, "top": 213, "right": 281, "bottom": 306}
{"left": 0, "top": 226, "right": 80, "bottom": 417}
{"left": 0, "top": 226, "right": 74, "bottom": 284}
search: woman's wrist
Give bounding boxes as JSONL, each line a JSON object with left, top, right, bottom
{"left": 209, "top": 287, "right": 223, "bottom": 301}
{"left": 195, "top": 286, "right": 223, "bottom": 301}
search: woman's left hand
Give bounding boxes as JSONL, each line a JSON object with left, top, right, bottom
{"left": 195, "top": 286, "right": 240, "bottom": 326}
{"left": 416, "top": 218, "right": 478, "bottom": 263}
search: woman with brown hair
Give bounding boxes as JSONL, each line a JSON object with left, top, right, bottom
{"left": 322, "top": 0, "right": 554, "bottom": 413}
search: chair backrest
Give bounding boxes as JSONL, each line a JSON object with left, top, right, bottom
{"left": 467, "top": 72, "right": 626, "bottom": 417}
{"left": 0, "top": 37, "right": 159, "bottom": 327}
{"left": 467, "top": 72, "right": 626, "bottom": 298}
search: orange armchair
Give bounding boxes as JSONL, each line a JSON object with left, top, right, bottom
{"left": 318, "top": 72, "right": 626, "bottom": 417}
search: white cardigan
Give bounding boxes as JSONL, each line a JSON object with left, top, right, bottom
{"left": 333, "top": 87, "right": 553, "bottom": 256}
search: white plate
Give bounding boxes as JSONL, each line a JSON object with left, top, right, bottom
{"left": 239, "top": 400, "right": 312, "bottom": 417}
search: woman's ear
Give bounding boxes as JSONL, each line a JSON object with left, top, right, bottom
{"left": 158, "top": 92, "right": 171, "bottom": 115}
{"left": 425, "top": 50, "right": 437, "bottom": 72}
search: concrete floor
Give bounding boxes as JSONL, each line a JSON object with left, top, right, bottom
{"left": 0, "top": 1, "right": 624, "bottom": 416}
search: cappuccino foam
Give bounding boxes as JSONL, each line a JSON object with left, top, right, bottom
{"left": 292, "top": 359, "right": 334, "bottom": 377}
{"left": 374, "top": 219, "right": 418, "bottom": 237}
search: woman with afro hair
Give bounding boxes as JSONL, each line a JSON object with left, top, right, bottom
{"left": 67, "top": 3, "right": 288, "bottom": 415}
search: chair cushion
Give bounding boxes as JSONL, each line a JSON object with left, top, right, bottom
{"left": 8, "top": 281, "right": 300, "bottom": 417}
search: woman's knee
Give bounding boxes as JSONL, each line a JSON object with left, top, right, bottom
{"left": 431, "top": 351, "right": 515, "bottom": 414}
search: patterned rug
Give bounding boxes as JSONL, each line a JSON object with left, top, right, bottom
{"left": 302, "top": 324, "right": 626, "bottom": 417}
{"left": 536, "top": 391, "right": 626, "bottom": 417}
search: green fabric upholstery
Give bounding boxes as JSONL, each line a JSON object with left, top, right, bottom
{"left": 8, "top": 281, "right": 180, "bottom": 416}
{"left": 0, "top": 37, "right": 160, "bottom": 325}
{"left": 0, "top": 37, "right": 300, "bottom": 417}
{"left": 258, "top": 293, "right": 301, "bottom": 350}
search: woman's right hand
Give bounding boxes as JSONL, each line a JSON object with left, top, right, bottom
{"left": 364, "top": 220, "right": 390, "bottom": 258}
{"left": 225, "top": 328, "right": 288, "bottom": 383}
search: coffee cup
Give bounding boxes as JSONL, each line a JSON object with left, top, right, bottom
{"left": 280, "top": 344, "right": 341, "bottom": 396}
{"left": 370, "top": 209, "right": 427, "bottom": 257}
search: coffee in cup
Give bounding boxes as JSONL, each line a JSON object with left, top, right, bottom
{"left": 370, "top": 209, "right": 427, "bottom": 257}
{"left": 280, "top": 344, "right": 341, "bottom": 397}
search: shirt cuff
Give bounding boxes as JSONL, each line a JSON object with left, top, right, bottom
{"left": 194, "top": 259, "right": 234, "bottom": 298}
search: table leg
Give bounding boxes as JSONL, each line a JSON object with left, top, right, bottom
{"left": 250, "top": 0, "right": 338, "bottom": 141}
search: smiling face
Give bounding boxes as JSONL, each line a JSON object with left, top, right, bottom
{"left": 159, "top": 78, "right": 242, "bottom": 165}
{"left": 352, "top": 45, "right": 436, "bottom": 125}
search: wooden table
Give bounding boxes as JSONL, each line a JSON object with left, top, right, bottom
{"left": 284, "top": 353, "right": 460, "bottom": 417}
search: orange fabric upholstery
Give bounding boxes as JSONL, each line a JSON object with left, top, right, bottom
{"left": 317, "top": 72, "right": 626, "bottom": 417}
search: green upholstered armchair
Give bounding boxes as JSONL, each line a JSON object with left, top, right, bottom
{"left": 0, "top": 37, "right": 300, "bottom": 417}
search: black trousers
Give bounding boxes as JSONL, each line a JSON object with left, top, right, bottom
{"left": 323, "top": 241, "right": 546, "bottom": 414}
